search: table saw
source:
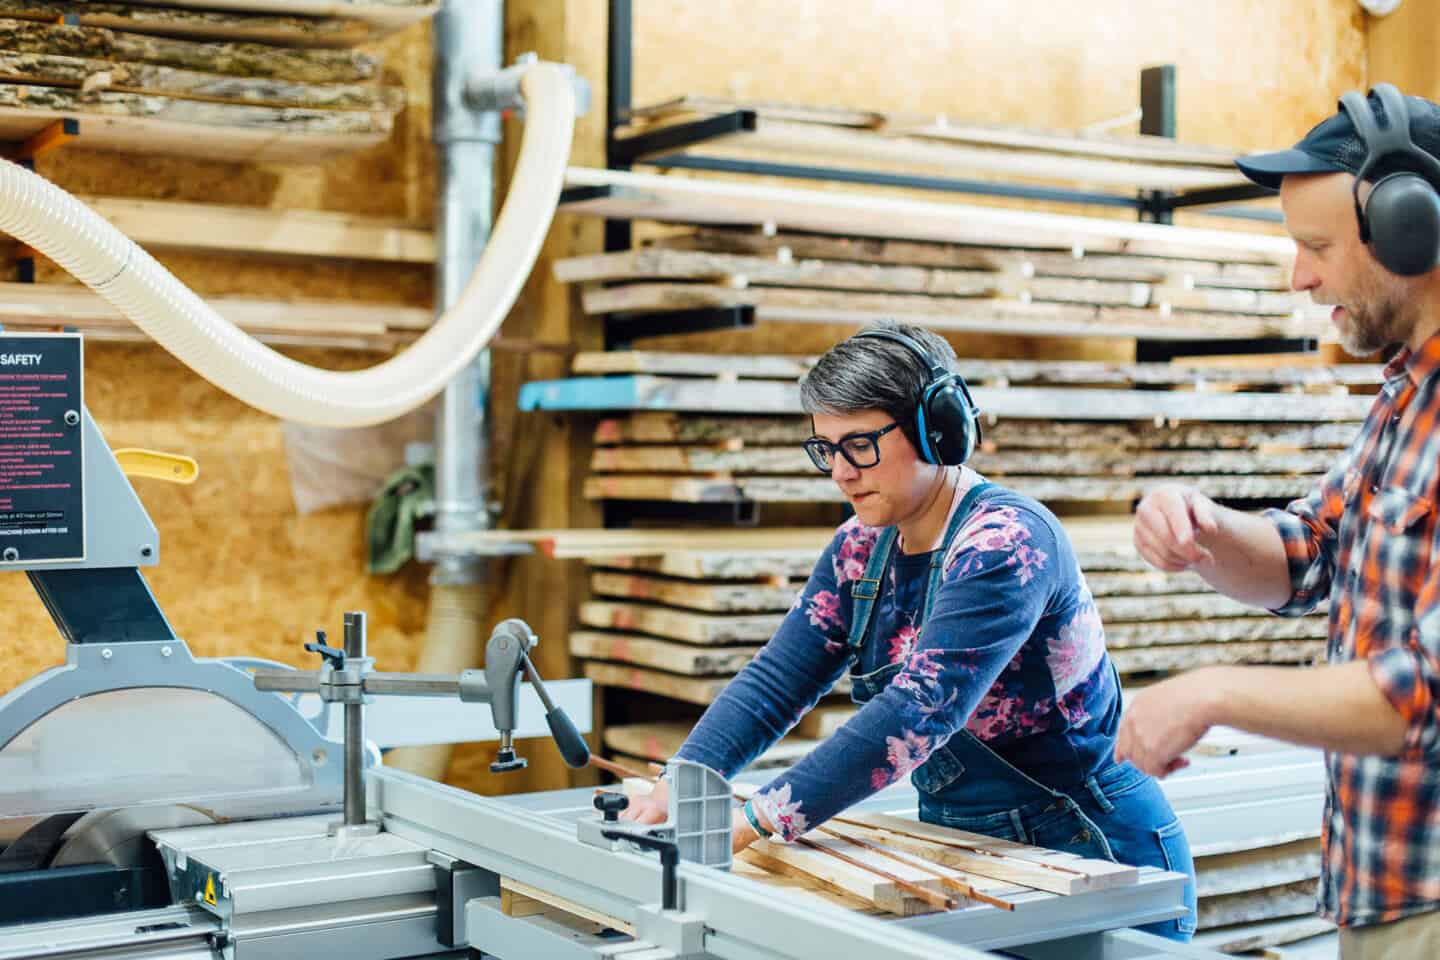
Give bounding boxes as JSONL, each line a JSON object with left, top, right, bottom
{"left": 0, "top": 331, "right": 1228, "bottom": 959}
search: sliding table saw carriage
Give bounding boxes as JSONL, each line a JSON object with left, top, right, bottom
{"left": 0, "top": 328, "right": 1227, "bottom": 958}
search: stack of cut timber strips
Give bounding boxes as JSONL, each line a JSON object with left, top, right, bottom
{"left": 560, "top": 522, "right": 1326, "bottom": 767}
{"left": 619, "top": 95, "right": 1253, "bottom": 195}
{"left": 0, "top": 0, "right": 431, "bottom": 163}
{"left": 739, "top": 800, "right": 1139, "bottom": 917}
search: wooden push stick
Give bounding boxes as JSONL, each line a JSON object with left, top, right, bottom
{"left": 794, "top": 836, "right": 956, "bottom": 911}
{"left": 815, "top": 826, "right": 1014, "bottom": 911}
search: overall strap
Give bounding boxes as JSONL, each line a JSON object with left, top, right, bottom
{"left": 847, "top": 526, "right": 897, "bottom": 660}
{"left": 920, "top": 482, "right": 994, "bottom": 624}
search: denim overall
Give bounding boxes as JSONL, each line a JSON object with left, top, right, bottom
{"left": 846, "top": 483, "right": 1198, "bottom": 940}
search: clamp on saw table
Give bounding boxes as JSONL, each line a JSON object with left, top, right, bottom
{"left": 251, "top": 613, "right": 591, "bottom": 832}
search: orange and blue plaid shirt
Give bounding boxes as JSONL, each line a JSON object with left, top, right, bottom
{"left": 1268, "top": 330, "right": 1440, "bottom": 928}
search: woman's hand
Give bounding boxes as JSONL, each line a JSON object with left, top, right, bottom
{"left": 732, "top": 805, "right": 761, "bottom": 854}
{"left": 618, "top": 778, "right": 670, "bottom": 825}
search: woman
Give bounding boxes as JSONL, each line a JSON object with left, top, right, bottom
{"left": 622, "top": 321, "right": 1197, "bottom": 940}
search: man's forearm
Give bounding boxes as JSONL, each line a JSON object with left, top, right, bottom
{"left": 1192, "top": 505, "right": 1294, "bottom": 609}
{"left": 1203, "top": 661, "right": 1408, "bottom": 756}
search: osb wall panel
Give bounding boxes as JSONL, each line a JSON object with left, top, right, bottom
{"left": 1367, "top": 2, "right": 1440, "bottom": 102}
{"left": 634, "top": 0, "right": 1365, "bottom": 153}
{"left": 0, "top": 23, "right": 438, "bottom": 695}
{"left": 0, "top": 343, "right": 433, "bottom": 686}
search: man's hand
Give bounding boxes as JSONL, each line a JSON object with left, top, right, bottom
{"left": 618, "top": 778, "right": 669, "bottom": 825}
{"left": 1134, "top": 484, "right": 1221, "bottom": 572}
{"left": 1116, "top": 670, "right": 1220, "bottom": 777}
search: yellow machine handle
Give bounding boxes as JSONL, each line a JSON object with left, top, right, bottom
{"left": 113, "top": 448, "right": 199, "bottom": 485}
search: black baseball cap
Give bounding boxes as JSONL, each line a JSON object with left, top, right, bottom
{"left": 1235, "top": 90, "right": 1440, "bottom": 189}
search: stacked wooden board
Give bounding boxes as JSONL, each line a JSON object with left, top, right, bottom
{"left": 617, "top": 94, "right": 1255, "bottom": 196}
{"left": 567, "top": 350, "right": 1371, "bottom": 508}
{"left": 0, "top": 1, "right": 430, "bottom": 162}
{"left": 556, "top": 227, "right": 1325, "bottom": 343}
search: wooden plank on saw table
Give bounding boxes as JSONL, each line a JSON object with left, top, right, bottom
{"left": 1104, "top": 616, "right": 1330, "bottom": 648}
{"left": 1109, "top": 640, "right": 1325, "bottom": 674}
{"left": 569, "top": 630, "right": 759, "bottom": 675}
{"left": 743, "top": 834, "right": 950, "bottom": 916}
{"left": 604, "top": 721, "right": 820, "bottom": 768}
{"left": 499, "top": 877, "right": 635, "bottom": 936}
{"left": 589, "top": 571, "right": 797, "bottom": 612}
{"left": 832, "top": 812, "right": 1137, "bottom": 895}
{"left": 561, "top": 168, "right": 1296, "bottom": 264}
{"left": 655, "top": 229, "right": 1290, "bottom": 286}
{"left": 579, "top": 601, "right": 781, "bottom": 644}
{"left": 578, "top": 283, "right": 1327, "bottom": 342}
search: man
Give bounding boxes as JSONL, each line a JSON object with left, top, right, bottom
{"left": 1116, "top": 86, "right": 1440, "bottom": 959}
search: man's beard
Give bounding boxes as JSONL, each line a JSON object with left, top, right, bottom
{"left": 1340, "top": 294, "right": 1410, "bottom": 356}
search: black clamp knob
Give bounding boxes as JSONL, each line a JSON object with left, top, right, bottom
{"left": 594, "top": 791, "right": 630, "bottom": 822}
{"left": 489, "top": 745, "right": 528, "bottom": 773}
{"left": 304, "top": 630, "right": 346, "bottom": 669}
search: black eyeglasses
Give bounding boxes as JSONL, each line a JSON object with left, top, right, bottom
{"left": 802, "top": 421, "right": 901, "bottom": 472}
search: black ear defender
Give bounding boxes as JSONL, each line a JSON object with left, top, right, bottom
{"left": 1339, "top": 83, "right": 1440, "bottom": 276}
{"left": 854, "top": 328, "right": 981, "bottom": 466}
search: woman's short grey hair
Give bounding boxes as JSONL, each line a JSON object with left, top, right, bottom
{"left": 798, "top": 320, "right": 958, "bottom": 452}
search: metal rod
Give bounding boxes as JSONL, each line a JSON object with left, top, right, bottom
{"left": 605, "top": 0, "right": 633, "bottom": 252}
{"left": 343, "top": 611, "right": 367, "bottom": 826}
{"left": 520, "top": 651, "right": 557, "bottom": 712}
{"left": 641, "top": 154, "right": 1148, "bottom": 209}
{"left": 361, "top": 673, "right": 464, "bottom": 697}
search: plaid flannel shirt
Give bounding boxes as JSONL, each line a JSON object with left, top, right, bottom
{"left": 1267, "top": 331, "right": 1440, "bottom": 927}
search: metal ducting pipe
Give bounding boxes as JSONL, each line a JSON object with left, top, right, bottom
{"left": 387, "top": 0, "right": 505, "bottom": 780}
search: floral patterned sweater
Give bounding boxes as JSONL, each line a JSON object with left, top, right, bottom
{"left": 674, "top": 483, "right": 1121, "bottom": 841}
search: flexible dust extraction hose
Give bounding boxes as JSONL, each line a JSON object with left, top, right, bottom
{"left": 0, "top": 62, "right": 575, "bottom": 428}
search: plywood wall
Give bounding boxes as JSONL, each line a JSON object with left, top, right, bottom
{"left": 0, "top": 0, "right": 1374, "bottom": 796}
